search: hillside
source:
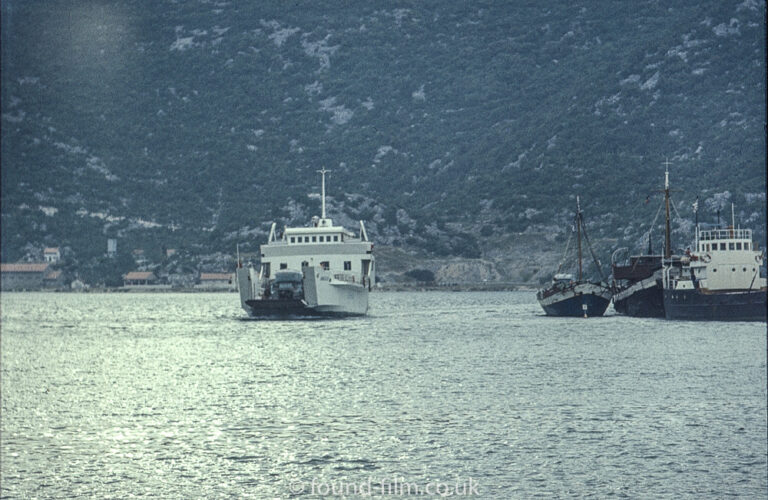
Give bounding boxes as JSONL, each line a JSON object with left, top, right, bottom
{"left": 1, "top": 0, "right": 765, "bottom": 283}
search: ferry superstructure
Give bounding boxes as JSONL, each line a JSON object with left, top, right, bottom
{"left": 236, "top": 169, "right": 374, "bottom": 317}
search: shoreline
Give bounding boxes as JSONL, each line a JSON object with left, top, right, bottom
{"left": 2, "top": 283, "right": 540, "bottom": 293}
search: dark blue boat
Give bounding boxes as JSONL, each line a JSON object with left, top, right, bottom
{"left": 538, "top": 278, "right": 612, "bottom": 317}
{"left": 537, "top": 197, "right": 612, "bottom": 318}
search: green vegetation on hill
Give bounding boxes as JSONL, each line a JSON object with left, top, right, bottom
{"left": 1, "top": 0, "right": 765, "bottom": 280}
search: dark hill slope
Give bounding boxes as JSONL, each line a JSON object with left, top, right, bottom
{"left": 2, "top": 1, "right": 764, "bottom": 273}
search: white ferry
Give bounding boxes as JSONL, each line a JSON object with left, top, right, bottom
{"left": 236, "top": 169, "right": 375, "bottom": 317}
{"left": 663, "top": 206, "right": 766, "bottom": 321}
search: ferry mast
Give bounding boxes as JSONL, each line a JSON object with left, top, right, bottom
{"left": 663, "top": 159, "right": 672, "bottom": 259}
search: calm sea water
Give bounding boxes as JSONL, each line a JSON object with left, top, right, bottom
{"left": 1, "top": 291, "right": 765, "bottom": 498}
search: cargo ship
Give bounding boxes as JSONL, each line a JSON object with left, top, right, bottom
{"left": 611, "top": 165, "right": 680, "bottom": 317}
{"left": 662, "top": 205, "right": 766, "bottom": 321}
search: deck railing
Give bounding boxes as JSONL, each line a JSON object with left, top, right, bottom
{"left": 333, "top": 273, "right": 357, "bottom": 284}
{"left": 698, "top": 228, "right": 752, "bottom": 241}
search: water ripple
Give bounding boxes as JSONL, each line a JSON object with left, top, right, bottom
{"left": 1, "top": 291, "right": 766, "bottom": 497}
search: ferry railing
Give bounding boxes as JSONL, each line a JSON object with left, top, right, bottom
{"left": 333, "top": 273, "right": 357, "bottom": 284}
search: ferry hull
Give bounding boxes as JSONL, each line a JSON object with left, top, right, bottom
{"left": 237, "top": 266, "right": 370, "bottom": 319}
{"left": 663, "top": 289, "right": 767, "bottom": 322}
{"left": 243, "top": 298, "right": 363, "bottom": 318}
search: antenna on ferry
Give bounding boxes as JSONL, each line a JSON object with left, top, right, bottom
{"left": 693, "top": 196, "right": 699, "bottom": 227}
{"left": 693, "top": 196, "right": 699, "bottom": 250}
{"left": 731, "top": 202, "right": 735, "bottom": 229}
{"left": 317, "top": 167, "right": 331, "bottom": 219}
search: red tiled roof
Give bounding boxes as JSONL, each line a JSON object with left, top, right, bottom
{"left": 1, "top": 263, "right": 50, "bottom": 273}
{"left": 44, "top": 247, "right": 60, "bottom": 254}
{"left": 123, "top": 271, "right": 155, "bottom": 280}
{"left": 200, "top": 273, "right": 232, "bottom": 281}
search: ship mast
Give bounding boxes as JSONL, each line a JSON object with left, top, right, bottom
{"left": 663, "top": 158, "right": 672, "bottom": 259}
{"left": 317, "top": 167, "right": 331, "bottom": 220}
{"left": 576, "top": 196, "right": 583, "bottom": 281}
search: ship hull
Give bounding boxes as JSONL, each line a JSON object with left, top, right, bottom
{"left": 540, "top": 293, "right": 611, "bottom": 317}
{"left": 613, "top": 274, "right": 665, "bottom": 318}
{"left": 537, "top": 283, "right": 612, "bottom": 317}
{"left": 663, "top": 289, "right": 767, "bottom": 322}
{"left": 244, "top": 298, "right": 363, "bottom": 318}
{"left": 237, "top": 267, "right": 369, "bottom": 319}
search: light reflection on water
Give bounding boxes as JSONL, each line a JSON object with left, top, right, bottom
{"left": 1, "top": 291, "right": 766, "bottom": 497}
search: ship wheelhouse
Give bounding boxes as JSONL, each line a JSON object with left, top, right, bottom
{"left": 666, "top": 227, "right": 764, "bottom": 293}
{"left": 695, "top": 228, "right": 753, "bottom": 254}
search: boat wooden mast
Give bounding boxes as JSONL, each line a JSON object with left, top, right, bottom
{"left": 577, "top": 196, "right": 583, "bottom": 282}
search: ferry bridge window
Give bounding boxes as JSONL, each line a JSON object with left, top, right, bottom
{"left": 736, "top": 242, "right": 742, "bottom": 250}
{"left": 320, "top": 261, "right": 329, "bottom": 270}
{"left": 312, "top": 236, "right": 317, "bottom": 242}
{"left": 302, "top": 261, "right": 309, "bottom": 268}
{"left": 706, "top": 244, "right": 710, "bottom": 251}
{"left": 344, "top": 261, "right": 352, "bottom": 271}
{"left": 319, "top": 236, "right": 325, "bottom": 242}
{"left": 334, "top": 235, "right": 339, "bottom": 242}
{"left": 290, "top": 237, "right": 295, "bottom": 243}
{"left": 280, "top": 263, "right": 287, "bottom": 269}
{"left": 745, "top": 242, "right": 750, "bottom": 250}
{"left": 720, "top": 243, "right": 726, "bottom": 251}
{"left": 729, "top": 243, "right": 735, "bottom": 250}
